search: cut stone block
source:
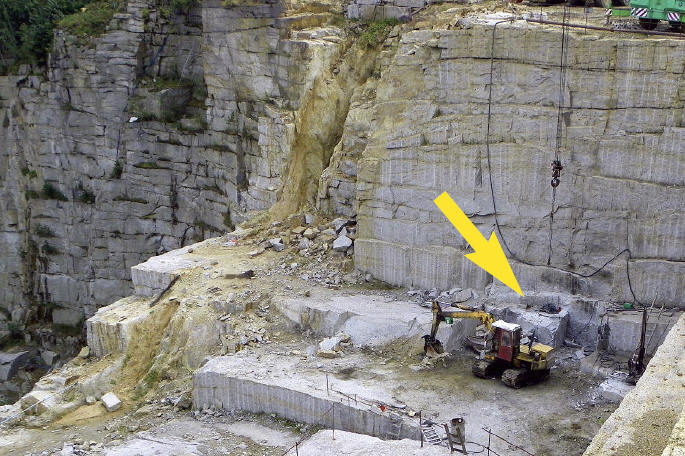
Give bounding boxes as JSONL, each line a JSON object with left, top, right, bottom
{"left": 193, "top": 354, "right": 420, "bottom": 440}
{"left": 20, "top": 389, "right": 58, "bottom": 415}
{"left": 604, "top": 310, "right": 678, "bottom": 357}
{"left": 101, "top": 392, "right": 122, "bottom": 412}
{"left": 0, "top": 351, "right": 30, "bottom": 381}
{"left": 86, "top": 296, "right": 154, "bottom": 358}
{"left": 131, "top": 244, "right": 210, "bottom": 297}
{"left": 598, "top": 378, "right": 634, "bottom": 403}
{"left": 275, "top": 294, "right": 476, "bottom": 352}
{"left": 486, "top": 304, "right": 569, "bottom": 347}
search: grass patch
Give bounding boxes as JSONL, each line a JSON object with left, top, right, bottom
{"left": 133, "top": 161, "right": 161, "bottom": 169}
{"left": 140, "top": 76, "right": 193, "bottom": 93}
{"left": 359, "top": 18, "right": 399, "bottom": 48}
{"left": 21, "top": 167, "right": 38, "bottom": 178}
{"left": 41, "top": 242, "right": 61, "bottom": 255}
{"left": 143, "top": 369, "right": 160, "bottom": 387}
{"left": 77, "top": 184, "right": 96, "bottom": 204}
{"left": 58, "top": 1, "right": 124, "bottom": 41}
{"left": 25, "top": 189, "right": 40, "bottom": 200}
{"left": 171, "top": 0, "right": 198, "bottom": 13}
{"left": 113, "top": 195, "right": 148, "bottom": 204}
{"left": 42, "top": 183, "right": 68, "bottom": 201}
{"left": 110, "top": 160, "right": 123, "bottom": 179}
{"left": 35, "top": 224, "right": 56, "bottom": 238}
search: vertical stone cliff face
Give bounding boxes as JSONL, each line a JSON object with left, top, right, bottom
{"left": 337, "top": 26, "right": 685, "bottom": 308}
{"left": 0, "top": 0, "right": 355, "bottom": 329}
{"left": 2, "top": 5, "right": 685, "bottom": 338}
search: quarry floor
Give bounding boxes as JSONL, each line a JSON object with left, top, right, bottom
{"left": 0, "top": 214, "right": 680, "bottom": 456}
{"left": 1, "top": 349, "right": 616, "bottom": 456}
{"left": 1, "top": 226, "right": 620, "bottom": 456}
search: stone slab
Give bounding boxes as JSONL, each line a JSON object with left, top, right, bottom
{"left": 0, "top": 351, "right": 30, "bottom": 381}
{"left": 604, "top": 310, "right": 679, "bottom": 357}
{"left": 193, "top": 353, "right": 420, "bottom": 441}
{"left": 275, "top": 294, "right": 477, "bottom": 352}
{"left": 131, "top": 243, "right": 211, "bottom": 297}
{"left": 86, "top": 296, "right": 153, "bottom": 358}
{"left": 101, "top": 392, "right": 122, "bottom": 412}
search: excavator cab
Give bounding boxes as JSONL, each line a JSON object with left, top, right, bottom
{"left": 492, "top": 320, "right": 522, "bottom": 363}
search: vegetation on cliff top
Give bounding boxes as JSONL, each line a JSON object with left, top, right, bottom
{"left": 58, "top": 1, "right": 123, "bottom": 40}
{"left": 359, "top": 18, "right": 399, "bottom": 48}
{"left": 0, "top": 0, "right": 125, "bottom": 69}
{"left": 0, "top": 0, "right": 90, "bottom": 68}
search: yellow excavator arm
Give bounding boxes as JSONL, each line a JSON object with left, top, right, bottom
{"left": 428, "top": 301, "right": 494, "bottom": 340}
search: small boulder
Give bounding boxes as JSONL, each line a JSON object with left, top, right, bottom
{"left": 332, "top": 235, "right": 353, "bottom": 252}
{"left": 269, "top": 238, "right": 285, "bottom": 252}
{"left": 77, "top": 346, "right": 90, "bottom": 359}
{"left": 101, "top": 392, "right": 122, "bottom": 412}
{"left": 332, "top": 218, "right": 348, "bottom": 232}
{"left": 304, "top": 213, "right": 314, "bottom": 225}
{"left": 41, "top": 350, "right": 60, "bottom": 367}
{"left": 247, "top": 248, "right": 265, "bottom": 258}
{"left": 298, "top": 238, "right": 312, "bottom": 250}
{"left": 0, "top": 351, "right": 30, "bottom": 381}
{"left": 599, "top": 378, "right": 633, "bottom": 402}
{"left": 20, "top": 390, "right": 58, "bottom": 415}
{"left": 451, "top": 289, "right": 473, "bottom": 303}
{"left": 292, "top": 226, "right": 306, "bottom": 235}
{"left": 316, "top": 349, "right": 339, "bottom": 359}
{"left": 303, "top": 228, "right": 318, "bottom": 240}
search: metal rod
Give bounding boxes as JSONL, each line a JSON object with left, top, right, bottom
{"left": 525, "top": 17, "right": 685, "bottom": 38}
{"left": 487, "top": 428, "right": 491, "bottom": 456}
{"left": 326, "top": 373, "right": 329, "bottom": 396}
{"left": 481, "top": 427, "right": 535, "bottom": 456}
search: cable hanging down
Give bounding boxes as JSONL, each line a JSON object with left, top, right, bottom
{"left": 484, "top": 18, "right": 643, "bottom": 307}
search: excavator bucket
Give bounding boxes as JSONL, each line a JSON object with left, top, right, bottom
{"left": 422, "top": 335, "right": 444, "bottom": 355}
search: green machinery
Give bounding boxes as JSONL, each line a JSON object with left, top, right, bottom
{"left": 606, "top": 0, "right": 685, "bottom": 30}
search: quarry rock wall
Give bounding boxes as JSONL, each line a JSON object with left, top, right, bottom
{"left": 341, "top": 25, "right": 685, "bottom": 308}
{"left": 2, "top": 5, "right": 685, "bottom": 337}
{"left": 0, "top": 0, "right": 348, "bottom": 328}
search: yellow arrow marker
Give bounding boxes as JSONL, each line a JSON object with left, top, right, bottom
{"left": 434, "top": 192, "right": 523, "bottom": 296}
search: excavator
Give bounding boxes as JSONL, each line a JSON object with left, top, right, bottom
{"left": 422, "top": 301, "right": 554, "bottom": 388}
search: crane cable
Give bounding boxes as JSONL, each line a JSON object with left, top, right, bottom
{"left": 548, "top": 6, "right": 570, "bottom": 265}
{"left": 484, "top": 17, "right": 643, "bottom": 307}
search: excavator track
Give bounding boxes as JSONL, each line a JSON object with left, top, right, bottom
{"left": 501, "top": 368, "right": 527, "bottom": 388}
{"left": 472, "top": 359, "right": 498, "bottom": 378}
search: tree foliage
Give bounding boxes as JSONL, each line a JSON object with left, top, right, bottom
{"left": 0, "top": 0, "right": 91, "bottom": 68}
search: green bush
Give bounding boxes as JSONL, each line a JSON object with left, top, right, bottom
{"left": 42, "top": 182, "right": 68, "bottom": 201}
{"left": 77, "top": 186, "right": 96, "bottom": 203}
{"left": 110, "top": 160, "right": 123, "bottom": 179}
{"left": 20, "top": 167, "right": 38, "bottom": 178}
{"left": 170, "top": 0, "right": 198, "bottom": 13}
{"left": 0, "top": 0, "right": 93, "bottom": 67}
{"left": 58, "top": 1, "right": 123, "bottom": 40}
{"left": 359, "top": 18, "right": 399, "bottom": 48}
{"left": 35, "top": 224, "right": 56, "bottom": 237}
